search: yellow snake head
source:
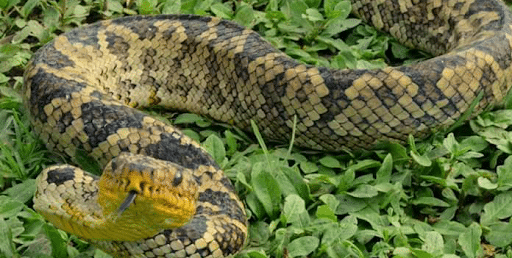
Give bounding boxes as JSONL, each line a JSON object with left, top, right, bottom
{"left": 34, "top": 152, "right": 199, "bottom": 242}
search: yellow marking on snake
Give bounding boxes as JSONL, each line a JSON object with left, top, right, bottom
{"left": 23, "top": 0, "right": 512, "bottom": 257}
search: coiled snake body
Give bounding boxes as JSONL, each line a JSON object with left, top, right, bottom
{"left": 23, "top": 0, "right": 512, "bottom": 257}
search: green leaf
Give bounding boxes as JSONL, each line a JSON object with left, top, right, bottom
{"left": 245, "top": 192, "right": 266, "bottom": 219}
{"left": 375, "top": 153, "right": 392, "bottom": 184}
{"left": 299, "top": 160, "right": 318, "bottom": 173}
{"left": 303, "top": 8, "right": 323, "bottom": 22}
{"left": 283, "top": 194, "right": 306, "bottom": 223}
{"left": 477, "top": 177, "right": 497, "bottom": 190}
{"left": 481, "top": 191, "right": 512, "bottom": 225}
{"left": 203, "top": 134, "right": 226, "bottom": 165}
{"left": 2, "top": 179, "right": 36, "bottom": 203}
{"left": 335, "top": 194, "right": 367, "bottom": 214}
{"left": 316, "top": 204, "right": 336, "bottom": 222}
{"left": 320, "top": 194, "right": 339, "bottom": 211}
{"left": 324, "top": 0, "right": 351, "bottom": 19}
{"left": 287, "top": 236, "right": 319, "bottom": 257}
{"left": 410, "top": 150, "right": 432, "bottom": 167}
{"left": 280, "top": 166, "right": 310, "bottom": 201}
{"left": 421, "top": 231, "right": 443, "bottom": 255}
{"left": 0, "top": 196, "right": 24, "bottom": 218}
{"left": 319, "top": 156, "right": 341, "bottom": 168}
{"left": 432, "top": 220, "right": 466, "bottom": 236}
{"left": 412, "top": 197, "right": 450, "bottom": 207}
{"left": 233, "top": 4, "right": 255, "bottom": 27}
{"left": 485, "top": 221, "right": 512, "bottom": 247}
{"left": 458, "top": 223, "right": 482, "bottom": 258}
{"left": 346, "top": 184, "right": 378, "bottom": 198}
{"left": 497, "top": 156, "right": 512, "bottom": 190}
{"left": 137, "top": 0, "right": 157, "bottom": 14}
{"left": 21, "top": 0, "right": 39, "bottom": 18}
{"left": 161, "top": 0, "right": 180, "bottom": 14}
{"left": 251, "top": 164, "right": 281, "bottom": 218}
{"left": 44, "top": 224, "right": 68, "bottom": 258}
{"left": 391, "top": 41, "right": 411, "bottom": 59}
{"left": 211, "top": 3, "right": 233, "bottom": 19}
{"left": 321, "top": 219, "right": 357, "bottom": 245}
{"left": 0, "top": 218, "right": 15, "bottom": 257}
{"left": 94, "top": 249, "right": 113, "bottom": 258}
{"left": 173, "top": 113, "right": 211, "bottom": 127}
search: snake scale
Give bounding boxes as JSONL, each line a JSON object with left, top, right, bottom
{"left": 22, "top": 0, "right": 512, "bottom": 257}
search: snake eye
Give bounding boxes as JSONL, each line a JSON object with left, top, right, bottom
{"left": 172, "top": 171, "right": 182, "bottom": 187}
{"left": 111, "top": 158, "right": 118, "bottom": 172}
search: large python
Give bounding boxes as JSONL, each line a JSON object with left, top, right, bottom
{"left": 23, "top": 0, "right": 512, "bottom": 257}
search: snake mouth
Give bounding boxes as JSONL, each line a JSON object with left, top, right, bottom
{"left": 117, "top": 190, "right": 138, "bottom": 216}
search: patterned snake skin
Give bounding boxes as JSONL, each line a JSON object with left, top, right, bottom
{"left": 23, "top": 0, "right": 512, "bottom": 257}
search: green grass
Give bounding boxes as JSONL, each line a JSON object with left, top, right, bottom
{"left": 2, "top": 0, "right": 512, "bottom": 257}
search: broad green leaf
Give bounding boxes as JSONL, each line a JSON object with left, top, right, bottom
{"left": 321, "top": 219, "right": 357, "bottom": 245}
{"left": 287, "top": 236, "right": 319, "bottom": 257}
{"left": 280, "top": 166, "right": 310, "bottom": 201}
{"left": 320, "top": 194, "right": 339, "bottom": 211}
{"left": 316, "top": 205, "right": 336, "bottom": 222}
{"left": 44, "top": 224, "right": 68, "bottom": 258}
{"left": 475, "top": 110, "right": 512, "bottom": 128}
{"left": 162, "top": 0, "right": 181, "bottom": 14}
{"left": 460, "top": 135, "right": 488, "bottom": 152}
{"left": 411, "top": 150, "right": 432, "bottom": 167}
{"left": 249, "top": 221, "right": 271, "bottom": 245}
{"left": 477, "top": 177, "right": 497, "bottom": 190}
{"left": 375, "top": 153, "right": 392, "bottom": 184}
{"left": 319, "top": 156, "right": 341, "bottom": 168}
{"left": 283, "top": 194, "right": 308, "bottom": 226}
{"left": 335, "top": 194, "right": 367, "bottom": 214}
{"left": 0, "top": 218, "right": 15, "bottom": 257}
{"left": 481, "top": 191, "right": 512, "bottom": 225}
{"left": 421, "top": 231, "right": 443, "bottom": 255}
{"left": 412, "top": 197, "right": 450, "bottom": 207}
{"left": 251, "top": 164, "right": 281, "bottom": 218}
{"left": 346, "top": 184, "right": 378, "bottom": 198}
{"left": 245, "top": 250, "right": 268, "bottom": 258}
{"left": 94, "top": 249, "right": 113, "bottom": 258}
{"left": 299, "top": 160, "right": 318, "bottom": 173}
{"left": 21, "top": 0, "right": 39, "bottom": 18}
{"left": 443, "top": 133, "right": 459, "bottom": 154}
{"left": 458, "top": 223, "right": 482, "bottom": 258}
{"left": 136, "top": 0, "right": 157, "bottom": 14}
{"left": 0, "top": 196, "right": 24, "bottom": 218}
{"left": 203, "top": 134, "right": 226, "bottom": 165}
{"left": 211, "top": 3, "right": 233, "bottom": 19}
{"left": 233, "top": 4, "right": 255, "bottom": 27}
{"left": 432, "top": 220, "right": 466, "bottom": 236}
{"left": 245, "top": 193, "right": 266, "bottom": 219}
{"left": 173, "top": 113, "right": 211, "bottom": 127}
{"left": 497, "top": 156, "right": 512, "bottom": 190}
{"left": 2, "top": 179, "right": 36, "bottom": 203}
{"left": 485, "top": 221, "right": 512, "bottom": 247}
{"left": 303, "top": 8, "right": 323, "bottom": 22}
{"left": 324, "top": 0, "right": 351, "bottom": 19}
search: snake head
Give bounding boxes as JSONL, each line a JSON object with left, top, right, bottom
{"left": 97, "top": 152, "right": 199, "bottom": 241}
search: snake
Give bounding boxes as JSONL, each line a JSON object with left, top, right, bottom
{"left": 22, "top": 0, "right": 512, "bottom": 257}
